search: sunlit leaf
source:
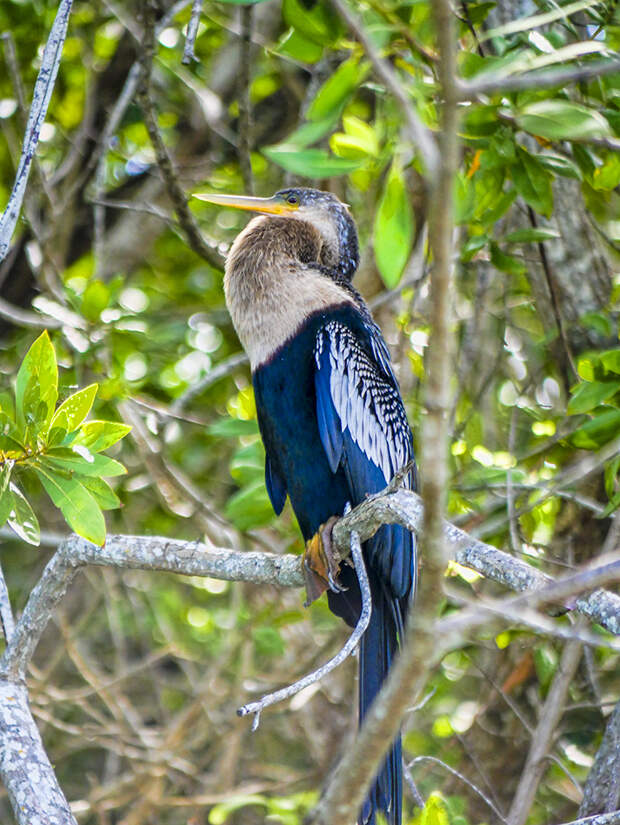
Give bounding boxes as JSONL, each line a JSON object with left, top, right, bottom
{"left": 374, "top": 162, "right": 415, "bottom": 288}
{"left": 306, "top": 58, "right": 368, "bottom": 122}
{"left": 43, "top": 450, "right": 127, "bottom": 478}
{"left": 15, "top": 331, "right": 58, "bottom": 432}
{"left": 49, "top": 383, "right": 98, "bottom": 434}
{"left": 262, "top": 147, "right": 362, "bottom": 177}
{"left": 572, "top": 409, "right": 620, "bottom": 449}
{"left": 34, "top": 464, "right": 105, "bottom": 545}
{"left": 80, "top": 476, "right": 121, "bottom": 510}
{"left": 72, "top": 420, "right": 132, "bottom": 452}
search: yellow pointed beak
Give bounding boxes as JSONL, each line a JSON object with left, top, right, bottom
{"left": 192, "top": 192, "right": 298, "bottom": 215}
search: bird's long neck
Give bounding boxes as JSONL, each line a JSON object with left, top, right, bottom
{"left": 224, "top": 216, "right": 354, "bottom": 370}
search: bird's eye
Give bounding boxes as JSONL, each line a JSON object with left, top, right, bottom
{"left": 287, "top": 195, "right": 298, "bottom": 205}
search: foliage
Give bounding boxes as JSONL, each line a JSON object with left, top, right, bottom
{"left": 0, "top": 0, "right": 619, "bottom": 822}
{"left": 0, "top": 332, "right": 130, "bottom": 545}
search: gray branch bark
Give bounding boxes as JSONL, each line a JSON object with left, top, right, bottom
{"left": 0, "top": 0, "right": 74, "bottom": 261}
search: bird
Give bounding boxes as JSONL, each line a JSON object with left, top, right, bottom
{"left": 194, "top": 187, "right": 417, "bottom": 825}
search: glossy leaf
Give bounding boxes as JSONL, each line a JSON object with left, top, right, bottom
{"left": 512, "top": 148, "right": 553, "bottom": 217}
{"left": 0, "top": 462, "right": 12, "bottom": 527}
{"left": 7, "top": 483, "right": 40, "bottom": 546}
{"left": 567, "top": 380, "right": 620, "bottom": 415}
{"left": 72, "top": 420, "right": 132, "bottom": 453}
{"left": 516, "top": 100, "right": 612, "bottom": 141}
{"left": 374, "top": 163, "right": 415, "bottom": 288}
{"left": 49, "top": 383, "right": 98, "bottom": 434}
{"left": 15, "top": 331, "right": 58, "bottom": 431}
{"left": 306, "top": 58, "right": 368, "bottom": 122}
{"left": 262, "top": 147, "right": 362, "bottom": 177}
{"left": 35, "top": 464, "right": 105, "bottom": 545}
{"left": 80, "top": 476, "right": 121, "bottom": 510}
{"left": 43, "top": 449, "right": 127, "bottom": 478}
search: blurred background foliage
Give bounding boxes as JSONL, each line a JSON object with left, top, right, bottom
{"left": 0, "top": 0, "right": 619, "bottom": 822}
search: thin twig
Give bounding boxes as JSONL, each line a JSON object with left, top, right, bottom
{"left": 409, "top": 755, "right": 507, "bottom": 823}
{"left": 0, "top": 0, "right": 74, "bottom": 262}
{"left": 328, "top": 0, "right": 439, "bottom": 179}
{"left": 182, "top": 0, "right": 203, "bottom": 64}
{"left": 237, "top": 530, "right": 371, "bottom": 730}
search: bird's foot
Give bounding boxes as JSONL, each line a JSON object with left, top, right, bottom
{"left": 302, "top": 516, "right": 343, "bottom": 607}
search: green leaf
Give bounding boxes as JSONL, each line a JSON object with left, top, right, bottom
{"left": 567, "top": 380, "right": 620, "bottom": 415}
{"left": 80, "top": 476, "right": 121, "bottom": 510}
{"left": 600, "top": 349, "right": 620, "bottom": 375}
{"left": 572, "top": 409, "right": 620, "bottom": 449}
{"left": 49, "top": 383, "right": 98, "bottom": 435}
{"left": 512, "top": 148, "right": 553, "bottom": 217}
{"left": 306, "top": 58, "right": 368, "bottom": 122}
{"left": 330, "top": 115, "right": 379, "bottom": 158}
{"left": 43, "top": 449, "right": 127, "bottom": 478}
{"left": 516, "top": 100, "right": 612, "bottom": 141}
{"left": 208, "top": 418, "right": 259, "bottom": 438}
{"left": 262, "top": 147, "right": 362, "bottom": 177}
{"left": 15, "top": 331, "right": 58, "bottom": 432}
{"left": 282, "top": 0, "right": 340, "bottom": 46}
{"left": 503, "top": 227, "right": 560, "bottom": 243}
{"left": 0, "top": 411, "right": 25, "bottom": 451}
{"left": 420, "top": 791, "right": 451, "bottom": 825}
{"left": 490, "top": 242, "right": 526, "bottom": 275}
{"left": 81, "top": 279, "right": 110, "bottom": 323}
{"left": 0, "top": 462, "right": 13, "bottom": 527}
{"left": 6, "top": 483, "right": 40, "bottom": 546}
{"left": 72, "top": 420, "right": 132, "bottom": 452}
{"left": 373, "top": 162, "right": 415, "bottom": 288}
{"left": 275, "top": 29, "right": 323, "bottom": 63}
{"left": 537, "top": 153, "right": 581, "bottom": 179}
{"left": 592, "top": 153, "right": 620, "bottom": 192}
{"left": 225, "top": 479, "right": 276, "bottom": 530}
{"left": 34, "top": 464, "right": 105, "bottom": 545}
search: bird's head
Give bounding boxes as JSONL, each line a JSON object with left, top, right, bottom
{"left": 194, "top": 187, "right": 359, "bottom": 281}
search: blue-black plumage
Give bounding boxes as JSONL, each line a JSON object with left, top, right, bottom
{"left": 195, "top": 187, "right": 417, "bottom": 825}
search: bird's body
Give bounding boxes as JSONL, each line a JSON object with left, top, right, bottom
{"left": 203, "top": 188, "right": 417, "bottom": 825}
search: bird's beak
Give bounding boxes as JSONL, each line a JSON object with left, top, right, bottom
{"left": 192, "top": 192, "right": 298, "bottom": 215}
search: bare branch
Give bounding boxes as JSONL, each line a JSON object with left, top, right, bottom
{"left": 554, "top": 814, "right": 620, "bottom": 825}
{"left": 0, "top": 681, "right": 77, "bottom": 825}
{"left": 237, "top": 5, "right": 254, "bottom": 194}
{"left": 182, "top": 0, "right": 203, "bottom": 64}
{"left": 0, "top": 0, "right": 74, "bottom": 262}
{"left": 458, "top": 57, "right": 620, "bottom": 100}
{"left": 237, "top": 530, "right": 371, "bottom": 729}
{"left": 579, "top": 698, "right": 620, "bottom": 816}
{"left": 507, "top": 636, "right": 584, "bottom": 825}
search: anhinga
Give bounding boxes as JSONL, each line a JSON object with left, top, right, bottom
{"left": 195, "top": 187, "right": 417, "bottom": 825}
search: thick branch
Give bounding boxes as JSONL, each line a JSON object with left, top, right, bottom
{"left": 0, "top": 681, "right": 77, "bottom": 825}
{"left": 579, "top": 699, "right": 620, "bottom": 816}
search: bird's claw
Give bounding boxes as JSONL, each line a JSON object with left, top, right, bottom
{"left": 302, "top": 515, "right": 343, "bottom": 606}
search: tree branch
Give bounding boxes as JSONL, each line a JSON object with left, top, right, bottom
{"left": 0, "top": 0, "right": 74, "bottom": 262}
{"left": 458, "top": 57, "right": 620, "bottom": 100}
{"left": 0, "top": 681, "right": 77, "bottom": 824}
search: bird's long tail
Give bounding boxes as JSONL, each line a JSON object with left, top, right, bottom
{"left": 359, "top": 576, "right": 402, "bottom": 825}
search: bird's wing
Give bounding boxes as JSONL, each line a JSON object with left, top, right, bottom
{"left": 314, "top": 319, "right": 415, "bottom": 599}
